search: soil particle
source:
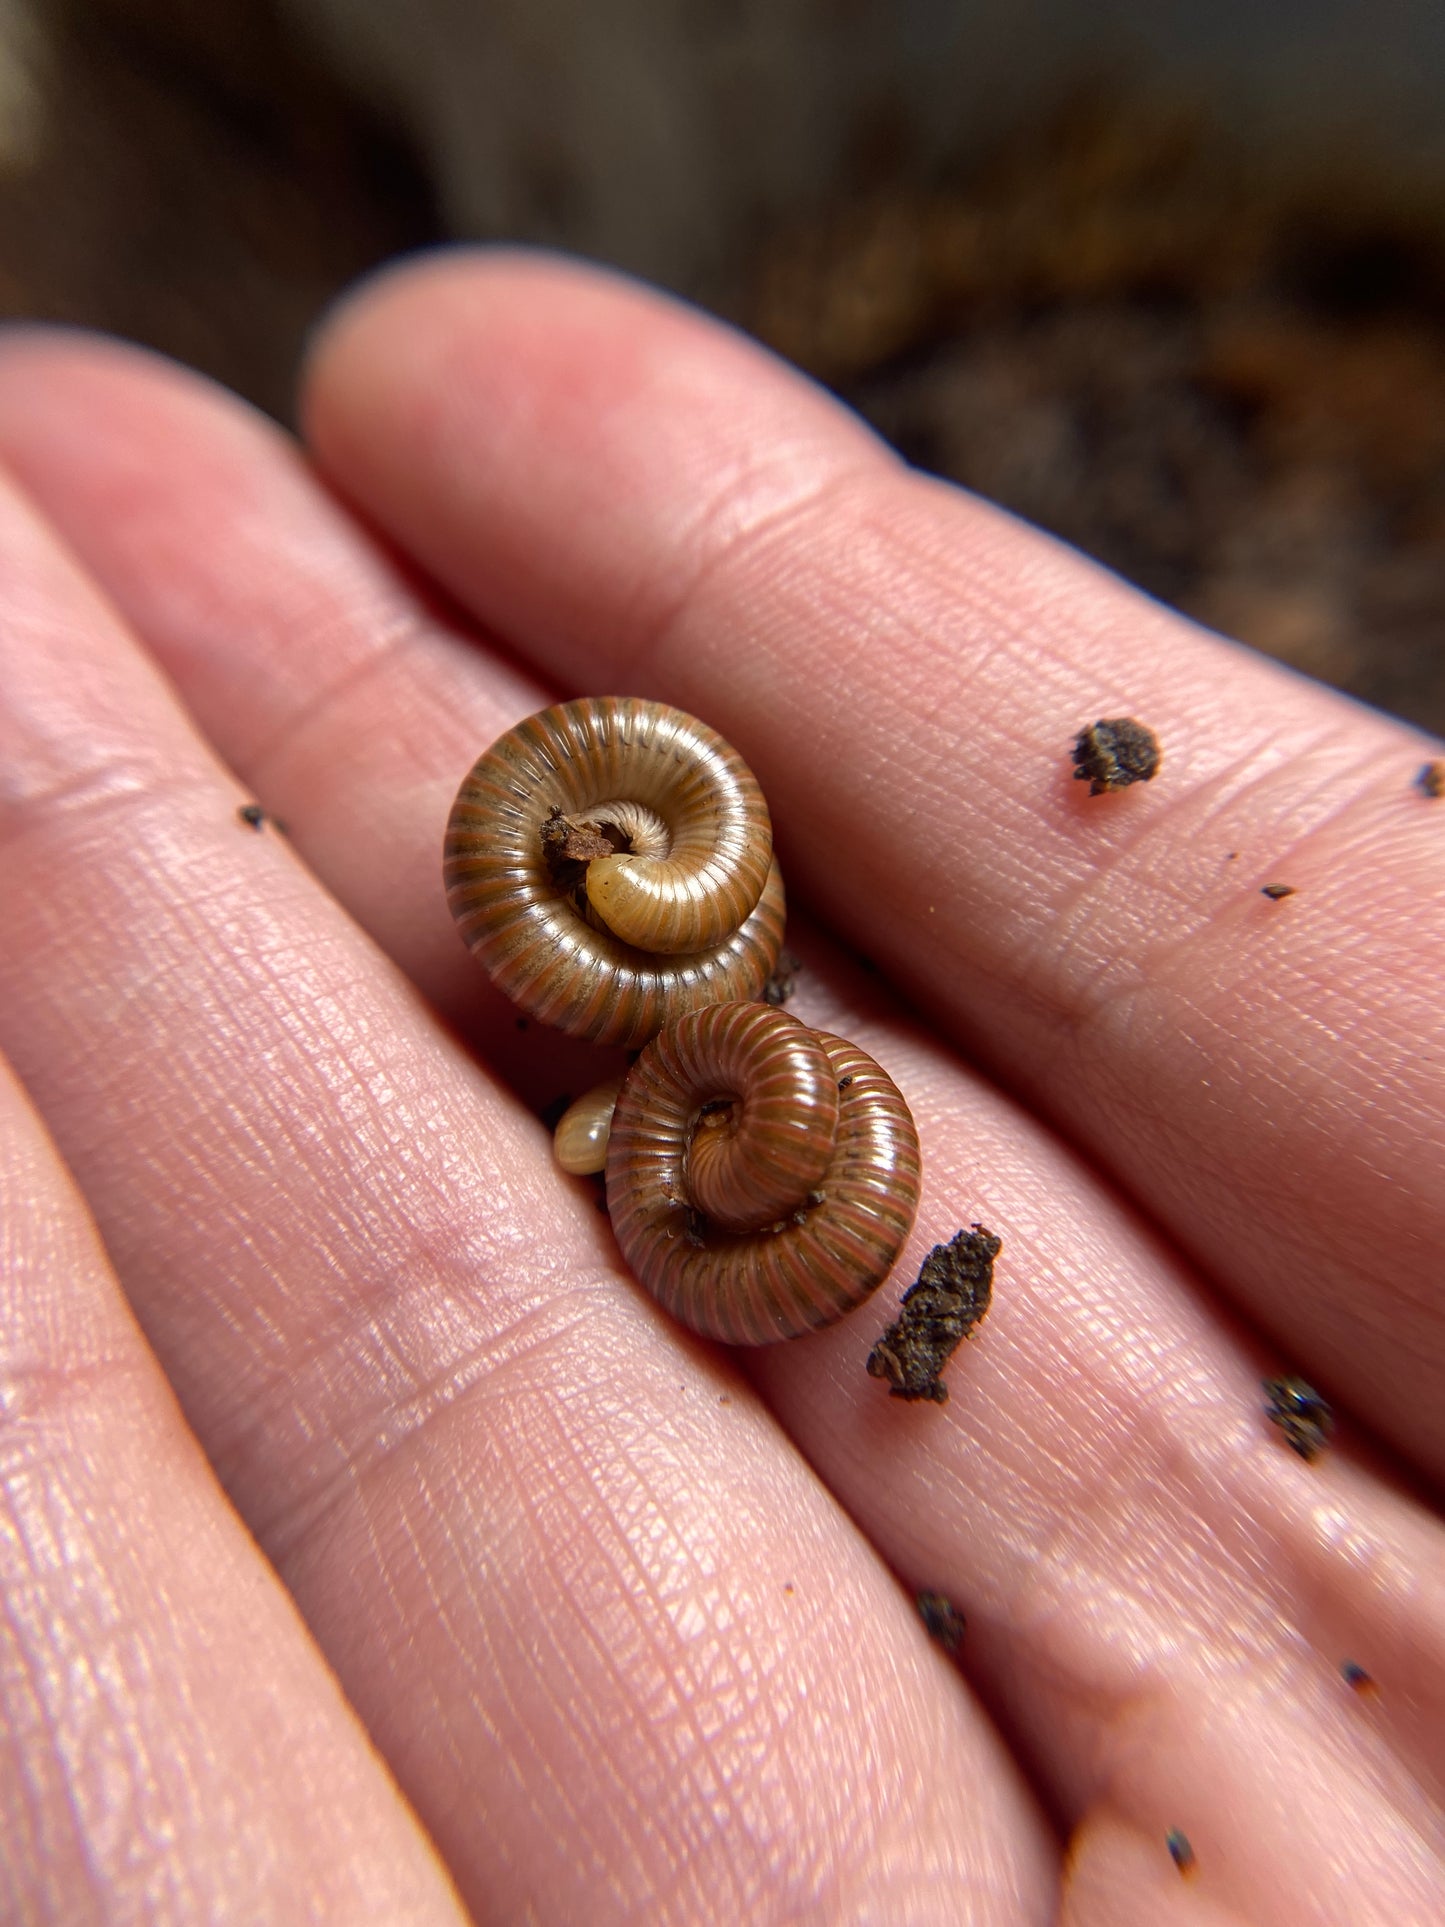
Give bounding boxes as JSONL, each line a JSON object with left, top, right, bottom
{"left": 761, "top": 950, "right": 801, "bottom": 1006}
{"left": 1166, "top": 1829, "right": 1197, "bottom": 1877}
{"left": 916, "top": 1590, "right": 966, "bottom": 1653}
{"left": 867, "top": 1225, "right": 998, "bottom": 1403}
{"left": 1072, "top": 717, "right": 1161, "bottom": 794}
{"left": 1264, "top": 1375, "right": 1334, "bottom": 1460}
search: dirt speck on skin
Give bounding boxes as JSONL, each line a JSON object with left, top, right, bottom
{"left": 1072, "top": 718, "right": 1161, "bottom": 795}
{"left": 761, "top": 950, "right": 801, "bottom": 1006}
{"left": 867, "top": 1225, "right": 998, "bottom": 1403}
{"left": 236, "top": 801, "right": 289, "bottom": 835}
{"left": 1264, "top": 1375, "right": 1334, "bottom": 1460}
{"left": 1166, "top": 1829, "right": 1197, "bottom": 1877}
{"left": 916, "top": 1590, "right": 966, "bottom": 1653}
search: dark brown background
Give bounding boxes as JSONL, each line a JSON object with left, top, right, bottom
{"left": 4, "top": 0, "right": 1442, "bottom": 735}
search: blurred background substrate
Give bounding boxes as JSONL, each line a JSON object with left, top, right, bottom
{"left": 2, "top": 0, "right": 1442, "bottom": 733}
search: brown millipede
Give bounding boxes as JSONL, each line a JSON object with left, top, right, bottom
{"left": 603, "top": 1002, "right": 921, "bottom": 1344}
{"left": 448, "top": 700, "right": 924, "bottom": 1347}
{"left": 445, "top": 698, "right": 785, "bottom": 1047}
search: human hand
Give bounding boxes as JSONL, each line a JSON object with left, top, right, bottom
{"left": 0, "top": 253, "right": 1441, "bottom": 1924}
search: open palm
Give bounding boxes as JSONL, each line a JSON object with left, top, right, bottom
{"left": 1, "top": 253, "right": 1442, "bottom": 1925}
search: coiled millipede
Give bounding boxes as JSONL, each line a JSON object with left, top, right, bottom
{"left": 446, "top": 698, "right": 921, "bottom": 1344}
{"left": 445, "top": 697, "right": 785, "bottom": 1048}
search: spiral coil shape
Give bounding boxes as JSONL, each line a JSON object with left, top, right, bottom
{"left": 445, "top": 699, "right": 785, "bottom": 1047}
{"left": 605, "top": 1002, "right": 922, "bottom": 1345}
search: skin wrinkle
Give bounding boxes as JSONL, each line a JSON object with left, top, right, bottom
{"left": 254, "top": 1285, "right": 606, "bottom": 1563}
{"left": 4, "top": 766, "right": 645, "bottom": 1534}
{"left": 568, "top": 1613, "right": 768, "bottom": 1908}
{"left": 0, "top": 1549, "right": 95, "bottom": 1913}
{"left": 535, "top": 1409, "right": 786, "bottom": 1846}
{"left": 394, "top": 283, "right": 882, "bottom": 693}
{"left": 17, "top": 361, "right": 533, "bottom": 1042}
{"left": 620, "top": 460, "right": 894, "bottom": 696}
{"left": 0, "top": 751, "right": 204, "bottom": 857}
{"left": 1024, "top": 919, "right": 1428, "bottom": 1287}
{"left": 945, "top": 702, "right": 1392, "bottom": 1054}
{"left": 487, "top": 1544, "right": 649, "bottom": 1909}
{"left": 994, "top": 1466, "right": 1238, "bottom": 1707}
{"left": 0, "top": 1357, "right": 157, "bottom": 1472}
{"left": 5, "top": 774, "right": 666, "bottom": 1557}
{"left": 1033, "top": 1397, "right": 1274, "bottom": 1647}
{"left": 340, "top": 1287, "right": 983, "bottom": 1921}
{"left": 0, "top": 359, "right": 449, "bottom": 776}
{"left": 756, "top": 500, "right": 1090, "bottom": 760}
{"left": 822, "top": 524, "right": 1097, "bottom": 787}
{"left": 5, "top": 1442, "right": 288, "bottom": 1919}
{"left": 805, "top": 971, "right": 1425, "bottom": 1888}
{"left": 0, "top": 1170, "right": 199, "bottom": 1916}
{"left": 0, "top": 1094, "right": 464, "bottom": 1919}
{"left": 363, "top": 1481, "right": 500, "bottom": 1777}
{"left": 695, "top": 529, "right": 1398, "bottom": 1085}
{"left": 460, "top": 1423, "right": 754, "bottom": 1915}
{"left": 527, "top": 1356, "right": 967, "bottom": 1911}
{"left": 241, "top": 597, "right": 464, "bottom": 796}
{"left": 1139, "top": 998, "right": 1429, "bottom": 1301}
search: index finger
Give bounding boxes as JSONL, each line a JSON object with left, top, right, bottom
{"left": 303, "top": 250, "right": 1445, "bottom": 1474}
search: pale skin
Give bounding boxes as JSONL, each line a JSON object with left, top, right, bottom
{"left": 0, "top": 252, "right": 1440, "bottom": 1925}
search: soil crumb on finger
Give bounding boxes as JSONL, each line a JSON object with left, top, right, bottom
{"left": 867, "top": 1225, "right": 998, "bottom": 1403}
{"left": 1165, "top": 1829, "right": 1197, "bottom": 1877}
{"left": 916, "top": 1590, "right": 966, "bottom": 1653}
{"left": 1264, "top": 1375, "right": 1334, "bottom": 1460}
{"left": 1072, "top": 717, "right": 1161, "bottom": 794}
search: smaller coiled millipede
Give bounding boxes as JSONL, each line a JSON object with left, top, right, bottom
{"left": 445, "top": 698, "right": 921, "bottom": 1345}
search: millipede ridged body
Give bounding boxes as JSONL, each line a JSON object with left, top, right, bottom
{"left": 604, "top": 1002, "right": 922, "bottom": 1345}
{"left": 445, "top": 699, "right": 784, "bottom": 1047}
{"left": 448, "top": 699, "right": 925, "bottom": 1348}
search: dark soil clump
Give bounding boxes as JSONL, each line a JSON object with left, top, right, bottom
{"left": 867, "top": 1225, "right": 998, "bottom": 1404}
{"left": 1264, "top": 1375, "right": 1334, "bottom": 1460}
{"left": 1072, "top": 717, "right": 1162, "bottom": 794}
